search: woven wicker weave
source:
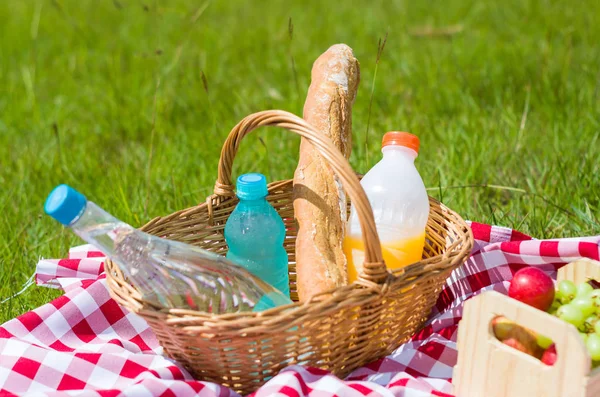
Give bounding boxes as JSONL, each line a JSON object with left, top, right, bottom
{"left": 106, "top": 110, "right": 473, "bottom": 395}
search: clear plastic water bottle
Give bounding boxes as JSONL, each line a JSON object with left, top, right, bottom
{"left": 44, "top": 184, "right": 293, "bottom": 313}
{"left": 225, "top": 173, "right": 290, "bottom": 298}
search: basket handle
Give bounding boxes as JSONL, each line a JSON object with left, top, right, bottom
{"left": 213, "top": 110, "right": 387, "bottom": 285}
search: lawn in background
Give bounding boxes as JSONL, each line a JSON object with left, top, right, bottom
{"left": 1, "top": 0, "right": 599, "bottom": 323}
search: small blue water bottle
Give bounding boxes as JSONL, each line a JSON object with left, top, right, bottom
{"left": 224, "top": 173, "right": 290, "bottom": 298}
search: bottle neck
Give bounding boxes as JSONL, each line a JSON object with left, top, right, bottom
{"left": 69, "top": 201, "right": 130, "bottom": 257}
{"left": 381, "top": 145, "right": 418, "bottom": 160}
{"left": 237, "top": 196, "right": 267, "bottom": 206}
{"left": 70, "top": 201, "right": 116, "bottom": 228}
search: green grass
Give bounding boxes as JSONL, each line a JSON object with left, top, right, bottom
{"left": 1, "top": 0, "right": 599, "bottom": 324}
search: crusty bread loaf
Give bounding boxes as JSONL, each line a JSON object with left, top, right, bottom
{"left": 293, "top": 44, "right": 360, "bottom": 302}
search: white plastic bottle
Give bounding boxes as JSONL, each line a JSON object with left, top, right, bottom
{"left": 343, "top": 131, "right": 429, "bottom": 283}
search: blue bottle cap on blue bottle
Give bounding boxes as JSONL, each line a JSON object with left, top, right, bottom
{"left": 236, "top": 173, "right": 268, "bottom": 200}
{"left": 44, "top": 184, "right": 87, "bottom": 225}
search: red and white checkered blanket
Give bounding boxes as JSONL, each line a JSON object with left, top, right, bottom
{"left": 1, "top": 222, "right": 599, "bottom": 396}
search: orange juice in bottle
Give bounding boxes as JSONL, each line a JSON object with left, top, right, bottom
{"left": 344, "top": 132, "right": 429, "bottom": 283}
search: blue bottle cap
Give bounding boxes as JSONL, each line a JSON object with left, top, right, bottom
{"left": 44, "top": 184, "right": 87, "bottom": 225}
{"left": 236, "top": 173, "right": 268, "bottom": 200}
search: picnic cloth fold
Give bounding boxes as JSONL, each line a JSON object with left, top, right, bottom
{"left": 1, "top": 222, "right": 599, "bottom": 396}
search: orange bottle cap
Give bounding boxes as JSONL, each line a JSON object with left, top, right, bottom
{"left": 382, "top": 131, "right": 420, "bottom": 153}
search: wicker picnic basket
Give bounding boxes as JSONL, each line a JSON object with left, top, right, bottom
{"left": 105, "top": 110, "right": 474, "bottom": 395}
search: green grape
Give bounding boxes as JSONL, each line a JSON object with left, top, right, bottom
{"left": 595, "top": 320, "right": 600, "bottom": 335}
{"left": 559, "top": 296, "right": 572, "bottom": 305}
{"left": 559, "top": 297, "right": 572, "bottom": 305}
{"left": 554, "top": 289, "right": 564, "bottom": 300}
{"left": 587, "top": 334, "right": 600, "bottom": 361}
{"left": 557, "top": 304, "right": 585, "bottom": 328}
{"left": 550, "top": 299, "right": 561, "bottom": 312}
{"left": 581, "top": 333, "right": 589, "bottom": 344}
{"left": 585, "top": 315, "right": 599, "bottom": 332}
{"left": 572, "top": 296, "right": 596, "bottom": 317}
{"left": 559, "top": 280, "right": 577, "bottom": 296}
{"left": 588, "top": 289, "right": 600, "bottom": 297}
{"left": 536, "top": 333, "right": 553, "bottom": 349}
{"left": 577, "top": 282, "right": 594, "bottom": 297}
{"left": 588, "top": 290, "right": 600, "bottom": 306}
{"left": 558, "top": 280, "right": 577, "bottom": 303}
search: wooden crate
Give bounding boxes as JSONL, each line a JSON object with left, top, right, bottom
{"left": 453, "top": 258, "right": 600, "bottom": 397}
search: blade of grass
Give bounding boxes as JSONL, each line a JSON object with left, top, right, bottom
{"left": 365, "top": 31, "right": 388, "bottom": 166}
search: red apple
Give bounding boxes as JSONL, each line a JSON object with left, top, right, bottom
{"left": 508, "top": 267, "right": 555, "bottom": 311}
{"left": 541, "top": 344, "right": 557, "bottom": 365}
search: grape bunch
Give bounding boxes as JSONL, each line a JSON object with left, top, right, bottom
{"left": 550, "top": 280, "right": 600, "bottom": 365}
{"left": 505, "top": 267, "right": 600, "bottom": 366}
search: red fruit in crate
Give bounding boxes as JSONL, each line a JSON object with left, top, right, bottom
{"left": 541, "top": 344, "right": 557, "bottom": 366}
{"left": 508, "top": 267, "right": 555, "bottom": 311}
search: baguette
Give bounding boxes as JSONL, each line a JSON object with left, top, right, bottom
{"left": 293, "top": 44, "right": 360, "bottom": 301}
